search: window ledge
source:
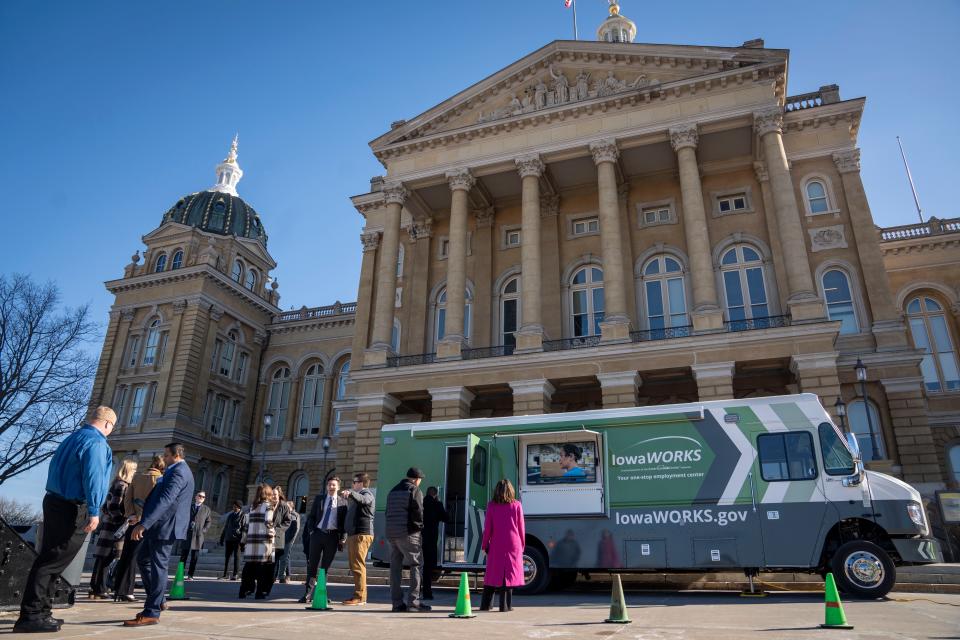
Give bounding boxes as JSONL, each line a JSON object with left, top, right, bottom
{"left": 806, "top": 208, "right": 842, "bottom": 218}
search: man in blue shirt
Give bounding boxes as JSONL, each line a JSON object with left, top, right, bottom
{"left": 15, "top": 406, "right": 116, "bottom": 634}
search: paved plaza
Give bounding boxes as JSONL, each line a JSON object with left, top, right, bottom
{"left": 2, "top": 579, "right": 958, "bottom": 639}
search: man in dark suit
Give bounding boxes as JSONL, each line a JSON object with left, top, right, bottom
{"left": 299, "top": 477, "right": 347, "bottom": 603}
{"left": 123, "top": 442, "right": 194, "bottom": 627}
{"left": 185, "top": 490, "right": 211, "bottom": 580}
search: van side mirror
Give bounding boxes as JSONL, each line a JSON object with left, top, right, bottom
{"left": 842, "top": 433, "right": 865, "bottom": 487}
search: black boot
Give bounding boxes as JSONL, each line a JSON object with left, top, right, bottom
{"left": 498, "top": 588, "right": 507, "bottom": 612}
{"left": 504, "top": 588, "right": 513, "bottom": 611}
{"left": 479, "top": 586, "right": 495, "bottom": 611}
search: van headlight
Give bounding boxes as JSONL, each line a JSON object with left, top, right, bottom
{"left": 907, "top": 503, "right": 928, "bottom": 534}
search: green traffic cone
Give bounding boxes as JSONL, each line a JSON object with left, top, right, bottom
{"left": 305, "top": 568, "right": 333, "bottom": 611}
{"left": 448, "top": 573, "right": 476, "bottom": 619}
{"left": 168, "top": 561, "right": 188, "bottom": 600}
{"left": 819, "top": 573, "right": 853, "bottom": 629}
{"left": 604, "top": 574, "right": 631, "bottom": 624}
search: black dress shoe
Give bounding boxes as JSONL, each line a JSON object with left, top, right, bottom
{"left": 44, "top": 616, "right": 64, "bottom": 625}
{"left": 13, "top": 618, "right": 61, "bottom": 633}
{"left": 391, "top": 603, "right": 408, "bottom": 612}
{"left": 297, "top": 595, "right": 308, "bottom": 604}
{"left": 408, "top": 603, "right": 432, "bottom": 612}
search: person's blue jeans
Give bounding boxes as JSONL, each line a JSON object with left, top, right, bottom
{"left": 274, "top": 548, "right": 289, "bottom": 580}
{"left": 136, "top": 535, "right": 175, "bottom": 618}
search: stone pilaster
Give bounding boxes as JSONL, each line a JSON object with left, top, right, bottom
{"left": 438, "top": 168, "right": 474, "bottom": 360}
{"left": 166, "top": 301, "right": 210, "bottom": 419}
{"left": 90, "top": 309, "right": 124, "bottom": 409}
{"left": 317, "top": 374, "right": 335, "bottom": 440}
{"left": 515, "top": 154, "right": 545, "bottom": 352}
{"left": 366, "top": 182, "right": 406, "bottom": 366}
{"left": 790, "top": 353, "right": 842, "bottom": 419}
{"left": 155, "top": 300, "right": 187, "bottom": 416}
{"left": 753, "top": 108, "right": 824, "bottom": 321}
{"left": 352, "top": 231, "right": 380, "bottom": 369}
{"left": 598, "top": 371, "right": 641, "bottom": 409}
{"left": 540, "top": 195, "right": 563, "bottom": 342}
{"left": 353, "top": 393, "right": 400, "bottom": 481}
{"left": 429, "top": 386, "right": 475, "bottom": 421}
{"left": 590, "top": 139, "right": 631, "bottom": 342}
{"left": 880, "top": 377, "right": 943, "bottom": 491}
{"left": 472, "top": 208, "right": 495, "bottom": 352}
{"left": 692, "top": 362, "right": 735, "bottom": 400}
{"left": 670, "top": 124, "right": 723, "bottom": 331}
{"left": 510, "top": 379, "right": 555, "bottom": 416}
{"left": 754, "top": 162, "right": 790, "bottom": 312}
{"left": 405, "top": 220, "right": 433, "bottom": 355}
{"left": 833, "top": 149, "right": 909, "bottom": 349}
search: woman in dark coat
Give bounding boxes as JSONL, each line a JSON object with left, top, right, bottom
{"left": 88, "top": 459, "right": 137, "bottom": 598}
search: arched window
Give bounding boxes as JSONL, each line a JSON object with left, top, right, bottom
{"left": 821, "top": 269, "right": 858, "bottom": 335}
{"left": 720, "top": 245, "right": 769, "bottom": 322}
{"left": 290, "top": 474, "right": 309, "bottom": 508}
{"left": 245, "top": 268, "right": 258, "bottom": 291}
{"left": 570, "top": 266, "right": 604, "bottom": 337}
{"left": 142, "top": 319, "right": 161, "bottom": 366}
{"left": 209, "top": 200, "right": 226, "bottom": 231}
{"left": 154, "top": 254, "right": 167, "bottom": 273}
{"left": 171, "top": 250, "right": 183, "bottom": 270}
{"left": 949, "top": 443, "right": 960, "bottom": 485}
{"left": 641, "top": 255, "right": 688, "bottom": 332}
{"left": 219, "top": 331, "right": 237, "bottom": 376}
{"left": 396, "top": 244, "right": 405, "bottom": 278}
{"left": 232, "top": 259, "right": 244, "bottom": 283}
{"left": 299, "top": 363, "right": 324, "bottom": 437}
{"left": 266, "top": 367, "right": 291, "bottom": 438}
{"left": 195, "top": 468, "right": 207, "bottom": 494}
{"left": 848, "top": 399, "right": 886, "bottom": 461}
{"left": 335, "top": 360, "right": 350, "bottom": 401}
{"left": 434, "top": 287, "right": 473, "bottom": 348}
{"left": 501, "top": 276, "right": 520, "bottom": 348}
{"left": 391, "top": 319, "right": 401, "bottom": 353}
{"left": 906, "top": 296, "right": 960, "bottom": 392}
{"left": 211, "top": 472, "right": 226, "bottom": 511}
{"left": 806, "top": 180, "right": 829, "bottom": 214}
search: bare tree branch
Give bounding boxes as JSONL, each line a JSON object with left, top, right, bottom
{"left": 0, "top": 496, "right": 43, "bottom": 525}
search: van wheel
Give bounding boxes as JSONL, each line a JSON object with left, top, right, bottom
{"left": 829, "top": 540, "right": 896, "bottom": 599}
{"left": 517, "top": 546, "right": 549, "bottom": 595}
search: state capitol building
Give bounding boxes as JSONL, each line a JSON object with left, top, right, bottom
{"left": 90, "top": 3, "right": 960, "bottom": 520}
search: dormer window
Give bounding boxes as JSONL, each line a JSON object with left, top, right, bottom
{"left": 209, "top": 200, "right": 226, "bottom": 231}
{"left": 245, "top": 268, "right": 258, "bottom": 291}
{"left": 154, "top": 254, "right": 167, "bottom": 273}
{"left": 171, "top": 250, "right": 183, "bottom": 270}
{"left": 232, "top": 259, "right": 244, "bottom": 283}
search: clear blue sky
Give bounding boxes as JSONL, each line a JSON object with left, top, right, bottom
{"left": 1, "top": 0, "right": 957, "bottom": 508}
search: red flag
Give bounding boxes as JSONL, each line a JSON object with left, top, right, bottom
{"left": 564, "top": 0, "right": 572, "bottom": 7}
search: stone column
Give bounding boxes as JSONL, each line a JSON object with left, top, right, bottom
{"left": 598, "top": 371, "right": 641, "bottom": 409}
{"left": 880, "top": 377, "right": 943, "bottom": 491}
{"left": 753, "top": 108, "right": 824, "bottom": 321}
{"left": 589, "top": 139, "right": 631, "bottom": 342}
{"left": 515, "top": 154, "right": 545, "bottom": 352}
{"left": 437, "top": 168, "right": 475, "bottom": 360}
{"left": 833, "top": 149, "right": 909, "bottom": 349}
{"left": 540, "top": 195, "right": 562, "bottom": 342}
{"left": 754, "top": 162, "right": 790, "bottom": 312}
{"left": 473, "top": 207, "right": 495, "bottom": 350}
{"left": 618, "top": 182, "right": 639, "bottom": 327}
{"left": 510, "top": 379, "right": 555, "bottom": 416}
{"left": 429, "top": 386, "right": 475, "bottom": 421}
{"left": 352, "top": 231, "right": 381, "bottom": 369}
{"left": 669, "top": 124, "right": 723, "bottom": 331}
{"left": 318, "top": 373, "right": 336, "bottom": 439}
{"left": 404, "top": 220, "right": 433, "bottom": 355}
{"left": 353, "top": 393, "right": 400, "bottom": 481}
{"left": 790, "top": 354, "right": 842, "bottom": 420}
{"left": 365, "top": 182, "right": 406, "bottom": 367}
{"left": 692, "top": 362, "right": 735, "bottom": 400}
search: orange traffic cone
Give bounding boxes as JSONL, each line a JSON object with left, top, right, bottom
{"left": 819, "top": 573, "right": 853, "bottom": 629}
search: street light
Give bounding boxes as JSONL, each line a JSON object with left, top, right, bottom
{"left": 259, "top": 413, "right": 273, "bottom": 485}
{"left": 834, "top": 396, "right": 848, "bottom": 433}
{"left": 321, "top": 435, "right": 332, "bottom": 484}
{"left": 853, "top": 358, "right": 880, "bottom": 461}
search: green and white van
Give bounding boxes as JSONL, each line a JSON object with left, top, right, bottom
{"left": 371, "top": 393, "right": 940, "bottom": 598}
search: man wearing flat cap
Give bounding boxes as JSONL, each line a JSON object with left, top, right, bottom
{"left": 385, "top": 467, "right": 429, "bottom": 612}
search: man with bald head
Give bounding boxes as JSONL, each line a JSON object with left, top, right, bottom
{"left": 15, "top": 406, "right": 116, "bottom": 634}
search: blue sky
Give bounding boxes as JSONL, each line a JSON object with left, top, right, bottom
{"left": 1, "top": 0, "right": 957, "bottom": 507}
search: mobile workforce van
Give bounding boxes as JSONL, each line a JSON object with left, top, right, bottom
{"left": 371, "top": 394, "right": 940, "bottom": 598}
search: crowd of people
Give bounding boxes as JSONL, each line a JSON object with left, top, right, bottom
{"left": 12, "top": 407, "right": 527, "bottom": 633}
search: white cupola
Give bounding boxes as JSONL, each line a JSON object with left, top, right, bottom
{"left": 597, "top": 1, "right": 637, "bottom": 43}
{"left": 211, "top": 134, "right": 243, "bottom": 196}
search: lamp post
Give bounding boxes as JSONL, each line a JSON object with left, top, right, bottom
{"left": 834, "top": 396, "right": 848, "bottom": 434}
{"left": 259, "top": 413, "right": 273, "bottom": 485}
{"left": 321, "top": 435, "right": 332, "bottom": 484}
{"left": 854, "top": 358, "right": 880, "bottom": 461}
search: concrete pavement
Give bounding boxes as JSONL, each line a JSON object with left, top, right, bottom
{"left": 2, "top": 578, "right": 959, "bottom": 639}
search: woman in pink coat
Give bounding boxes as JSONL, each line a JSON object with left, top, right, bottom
{"left": 481, "top": 478, "right": 525, "bottom": 612}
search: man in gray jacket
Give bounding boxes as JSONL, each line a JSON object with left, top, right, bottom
{"left": 339, "top": 472, "right": 375, "bottom": 605}
{"left": 385, "top": 467, "right": 429, "bottom": 612}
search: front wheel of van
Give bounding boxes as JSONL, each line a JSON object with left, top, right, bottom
{"left": 517, "top": 546, "right": 550, "bottom": 595}
{"left": 830, "top": 540, "right": 896, "bottom": 599}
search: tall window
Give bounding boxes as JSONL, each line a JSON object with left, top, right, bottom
{"left": 299, "top": 364, "right": 325, "bottom": 437}
{"left": 291, "top": 474, "right": 309, "bottom": 508}
{"left": 501, "top": 277, "right": 520, "bottom": 348}
{"left": 220, "top": 331, "right": 237, "bottom": 377}
{"left": 154, "top": 254, "right": 167, "bottom": 273}
{"left": 234, "top": 352, "right": 248, "bottom": 384}
{"left": 211, "top": 472, "right": 225, "bottom": 511}
{"left": 571, "top": 266, "right": 604, "bottom": 337}
{"left": 113, "top": 386, "right": 128, "bottom": 427}
{"left": 142, "top": 320, "right": 161, "bottom": 366}
{"left": 129, "top": 386, "right": 146, "bottom": 426}
{"left": 434, "top": 288, "right": 472, "bottom": 347}
{"left": 822, "top": 269, "right": 858, "bottom": 334}
{"left": 195, "top": 469, "right": 206, "bottom": 494}
{"left": 806, "top": 180, "right": 829, "bottom": 213}
{"left": 642, "top": 256, "right": 688, "bottom": 331}
{"left": 245, "top": 268, "right": 258, "bottom": 291}
{"left": 721, "top": 245, "right": 769, "bottom": 322}
{"left": 209, "top": 200, "right": 226, "bottom": 231}
{"left": 229, "top": 400, "right": 242, "bottom": 438}
{"left": 126, "top": 336, "right": 141, "bottom": 369}
{"left": 232, "top": 260, "right": 244, "bottom": 283}
{"left": 391, "top": 319, "right": 401, "bottom": 353}
{"left": 949, "top": 443, "right": 960, "bottom": 484}
{"left": 335, "top": 360, "right": 350, "bottom": 401}
{"left": 267, "top": 367, "right": 291, "bottom": 438}
{"left": 210, "top": 395, "right": 227, "bottom": 435}
{"left": 396, "top": 244, "right": 405, "bottom": 278}
{"left": 171, "top": 250, "right": 183, "bottom": 270}
{"left": 907, "top": 296, "right": 960, "bottom": 392}
{"left": 848, "top": 400, "right": 886, "bottom": 461}
{"left": 211, "top": 339, "right": 223, "bottom": 371}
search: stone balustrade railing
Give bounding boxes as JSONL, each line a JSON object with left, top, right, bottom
{"left": 879, "top": 217, "right": 960, "bottom": 242}
{"left": 784, "top": 84, "right": 841, "bottom": 112}
{"left": 275, "top": 301, "right": 357, "bottom": 323}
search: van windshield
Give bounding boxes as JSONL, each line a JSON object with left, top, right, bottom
{"left": 818, "top": 422, "right": 854, "bottom": 476}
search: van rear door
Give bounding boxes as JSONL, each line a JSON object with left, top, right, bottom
{"left": 464, "top": 433, "right": 490, "bottom": 564}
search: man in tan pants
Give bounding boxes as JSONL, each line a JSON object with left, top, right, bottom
{"left": 340, "top": 472, "right": 375, "bottom": 605}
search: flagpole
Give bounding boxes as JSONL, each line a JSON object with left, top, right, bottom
{"left": 896, "top": 136, "right": 924, "bottom": 224}
{"left": 572, "top": 0, "right": 578, "bottom": 40}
